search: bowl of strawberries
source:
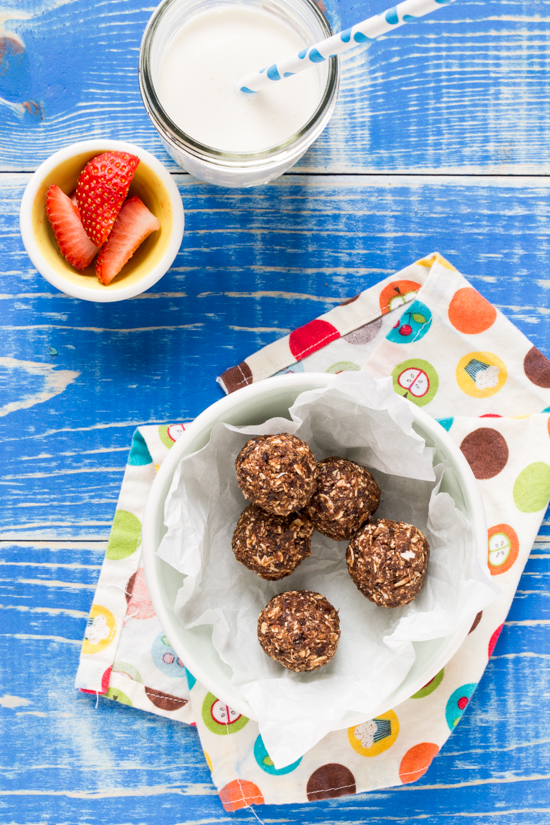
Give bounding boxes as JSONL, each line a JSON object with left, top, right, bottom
{"left": 20, "top": 140, "right": 185, "bottom": 302}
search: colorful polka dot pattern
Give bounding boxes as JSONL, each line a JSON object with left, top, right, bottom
{"left": 80, "top": 256, "right": 550, "bottom": 809}
{"left": 75, "top": 424, "right": 194, "bottom": 728}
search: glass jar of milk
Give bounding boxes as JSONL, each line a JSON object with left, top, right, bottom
{"left": 139, "top": 0, "right": 339, "bottom": 187}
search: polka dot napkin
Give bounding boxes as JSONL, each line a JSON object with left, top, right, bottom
{"left": 76, "top": 253, "right": 550, "bottom": 810}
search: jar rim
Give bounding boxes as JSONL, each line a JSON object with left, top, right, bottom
{"left": 138, "top": 0, "right": 340, "bottom": 168}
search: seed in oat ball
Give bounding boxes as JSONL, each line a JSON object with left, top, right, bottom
{"left": 257, "top": 590, "right": 340, "bottom": 672}
{"left": 302, "top": 456, "right": 380, "bottom": 541}
{"left": 232, "top": 504, "right": 314, "bottom": 580}
{"left": 346, "top": 519, "right": 430, "bottom": 608}
{"left": 235, "top": 434, "right": 317, "bottom": 516}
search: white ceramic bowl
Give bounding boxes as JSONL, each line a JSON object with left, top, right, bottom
{"left": 20, "top": 140, "right": 184, "bottom": 302}
{"left": 142, "top": 373, "right": 486, "bottom": 729}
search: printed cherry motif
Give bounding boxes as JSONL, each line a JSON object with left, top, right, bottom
{"left": 396, "top": 312, "right": 417, "bottom": 337}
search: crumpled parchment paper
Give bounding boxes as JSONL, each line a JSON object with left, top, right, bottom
{"left": 157, "top": 372, "right": 499, "bottom": 767}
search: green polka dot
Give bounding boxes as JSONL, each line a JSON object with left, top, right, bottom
{"left": 513, "top": 462, "right": 550, "bottom": 513}
{"left": 411, "top": 668, "right": 444, "bottom": 699}
{"left": 105, "top": 687, "right": 132, "bottom": 706}
{"left": 159, "top": 426, "right": 174, "bottom": 449}
{"left": 128, "top": 431, "right": 152, "bottom": 466}
{"left": 392, "top": 359, "right": 439, "bottom": 407}
{"left": 112, "top": 661, "right": 143, "bottom": 684}
{"left": 106, "top": 510, "right": 141, "bottom": 560}
{"left": 201, "top": 693, "right": 249, "bottom": 735}
{"left": 326, "top": 361, "right": 361, "bottom": 374}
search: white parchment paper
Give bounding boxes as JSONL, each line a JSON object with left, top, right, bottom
{"left": 157, "top": 372, "right": 500, "bottom": 767}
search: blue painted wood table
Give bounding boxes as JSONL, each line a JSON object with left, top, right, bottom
{"left": 2, "top": 0, "right": 550, "bottom": 822}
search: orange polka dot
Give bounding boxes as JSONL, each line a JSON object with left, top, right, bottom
{"left": 219, "top": 779, "right": 264, "bottom": 812}
{"left": 379, "top": 280, "right": 421, "bottom": 315}
{"left": 448, "top": 288, "right": 497, "bottom": 335}
{"left": 399, "top": 742, "right": 440, "bottom": 784}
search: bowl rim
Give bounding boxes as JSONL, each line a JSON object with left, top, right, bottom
{"left": 19, "top": 139, "right": 185, "bottom": 303}
{"left": 142, "top": 372, "right": 488, "bottom": 728}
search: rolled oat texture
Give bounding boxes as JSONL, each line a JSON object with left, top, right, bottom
{"left": 346, "top": 518, "right": 430, "bottom": 608}
{"left": 302, "top": 456, "right": 380, "bottom": 541}
{"left": 257, "top": 590, "right": 341, "bottom": 672}
{"left": 235, "top": 433, "right": 318, "bottom": 516}
{"left": 232, "top": 504, "right": 313, "bottom": 580}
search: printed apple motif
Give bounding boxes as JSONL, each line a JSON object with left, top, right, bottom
{"left": 398, "top": 367, "right": 430, "bottom": 397}
{"left": 201, "top": 692, "right": 249, "bottom": 735}
{"left": 392, "top": 359, "right": 439, "bottom": 407}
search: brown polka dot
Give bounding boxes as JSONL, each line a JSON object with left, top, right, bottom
{"left": 460, "top": 428, "right": 509, "bottom": 480}
{"left": 125, "top": 571, "right": 136, "bottom": 603}
{"left": 306, "top": 764, "right": 356, "bottom": 801}
{"left": 339, "top": 293, "right": 361, "bottom": 306}
{"left": 524, "top": 346, "right": 550, "bottom": 388}
{"left": 145, "top": 686, "right": 188, "bottom": 711}
{"left": 220, "top": 361, "right": 253, "bottom": 394}
{"left": 469, "top": 611, "right": 483, "bottom": 634}
{"left": 344, "top": 316, "right": 383, "bottom": 345}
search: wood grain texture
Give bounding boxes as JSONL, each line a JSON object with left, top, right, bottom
{"left": 1, "top": 0, "right": 550, "bottom": 173}
{"left": 3, "top": 0, "right": 550, "bottom": 813}
{"left": 1, "top": 539, "right": 550, "bottom": 823}
{"left": 4, "top": 173, "right": 550, "bottom": 539}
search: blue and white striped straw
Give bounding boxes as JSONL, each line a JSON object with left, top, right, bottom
{"left": 238, "top": 0, "right": 455, "bottom": 94}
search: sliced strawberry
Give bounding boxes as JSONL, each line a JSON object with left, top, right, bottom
{"left": 45, "top": 184, "right": 99, "bottom": 270}
{"left": 95, "top": 196, "right": 160, "bottom": 285}
{"left": 76, "top": 151, "right": 140, "bottom": 246}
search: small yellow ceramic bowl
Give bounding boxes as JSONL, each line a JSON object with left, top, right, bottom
{"left": 20, "top": 139, "right": 184, "bottom": 302}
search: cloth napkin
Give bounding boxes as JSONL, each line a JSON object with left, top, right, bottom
{"left": 76, "top": 253, "right": 550, "bottom": 810}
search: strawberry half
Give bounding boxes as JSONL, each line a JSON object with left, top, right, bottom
{"left": 45, "top": 185, "right": 99, "bottom": 270}
{"left": 95, "top": 196, "right": 161, "bottom": 285}
{"left": 76, "top": 151, "right": 140, "bottom": 246}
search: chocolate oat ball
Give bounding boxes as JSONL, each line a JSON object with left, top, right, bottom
{"left": 235, "top": 434, "right": 318, "bottom": 516}
{"left": 257, "top": 590, "right": 340, "bottom": 672}
{"left": 346, "top": 519, "right": 430, "bottom": 608}
{"left": 302, "top": 456, "right": 380, "bottom": 541}
{"left": 232, "top": 504, "right": 313, "bottom": 580}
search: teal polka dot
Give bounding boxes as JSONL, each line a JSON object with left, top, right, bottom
{"left": 128, "top": 431, "right": 152, "bottom": 466}
{"left": 254, "top": 735, "right": 302, "bottom": 774}
{"left": 185, "top": 668, "right": 196, "bottom": 691}
{"left": 445, "top": 683, "right": 476, "bottom": 730}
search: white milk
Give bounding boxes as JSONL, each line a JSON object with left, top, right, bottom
{"left": 155, "top": 5, "right": 323, "bottom": 153}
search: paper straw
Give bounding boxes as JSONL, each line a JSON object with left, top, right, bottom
{"left": 238, "top": 0, "right": 455, "bottom": 94}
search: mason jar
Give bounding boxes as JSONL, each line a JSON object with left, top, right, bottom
{"left": 139, "top": 0, "right": 339, "bottom": 188}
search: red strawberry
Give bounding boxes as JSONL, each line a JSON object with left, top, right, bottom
{"left": 45, "top": 185, "right": 99, "bottom": 270}
{"left": 76, "top": 151, "right": 140, "bottom": 246}
{"left": 95, "top": 196, "right": 160, "bottom": 285}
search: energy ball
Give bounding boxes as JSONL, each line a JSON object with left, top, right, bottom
{"left": 235, "top": 434, "right": 317, "bottom": 516}
{"left": 232, "top": 504, "right": 314, "bottom": 580}
{"left": 302, "top": 456, "right": 380, "bottom": 541}
{"left": 346, "top": 519, "right": 430, "bottom": 608}
{"left": 257, "top": 590, "right": 340, "bottom": 672}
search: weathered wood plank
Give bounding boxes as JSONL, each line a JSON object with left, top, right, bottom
{"left": 1, "top": 0, "right": 550, "bottom": 173}
{"left": 1, "top": 541, "right": 549, "bottom": 822}
{"left": 3, "top": 173, "right": 550, "bottom": 538}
